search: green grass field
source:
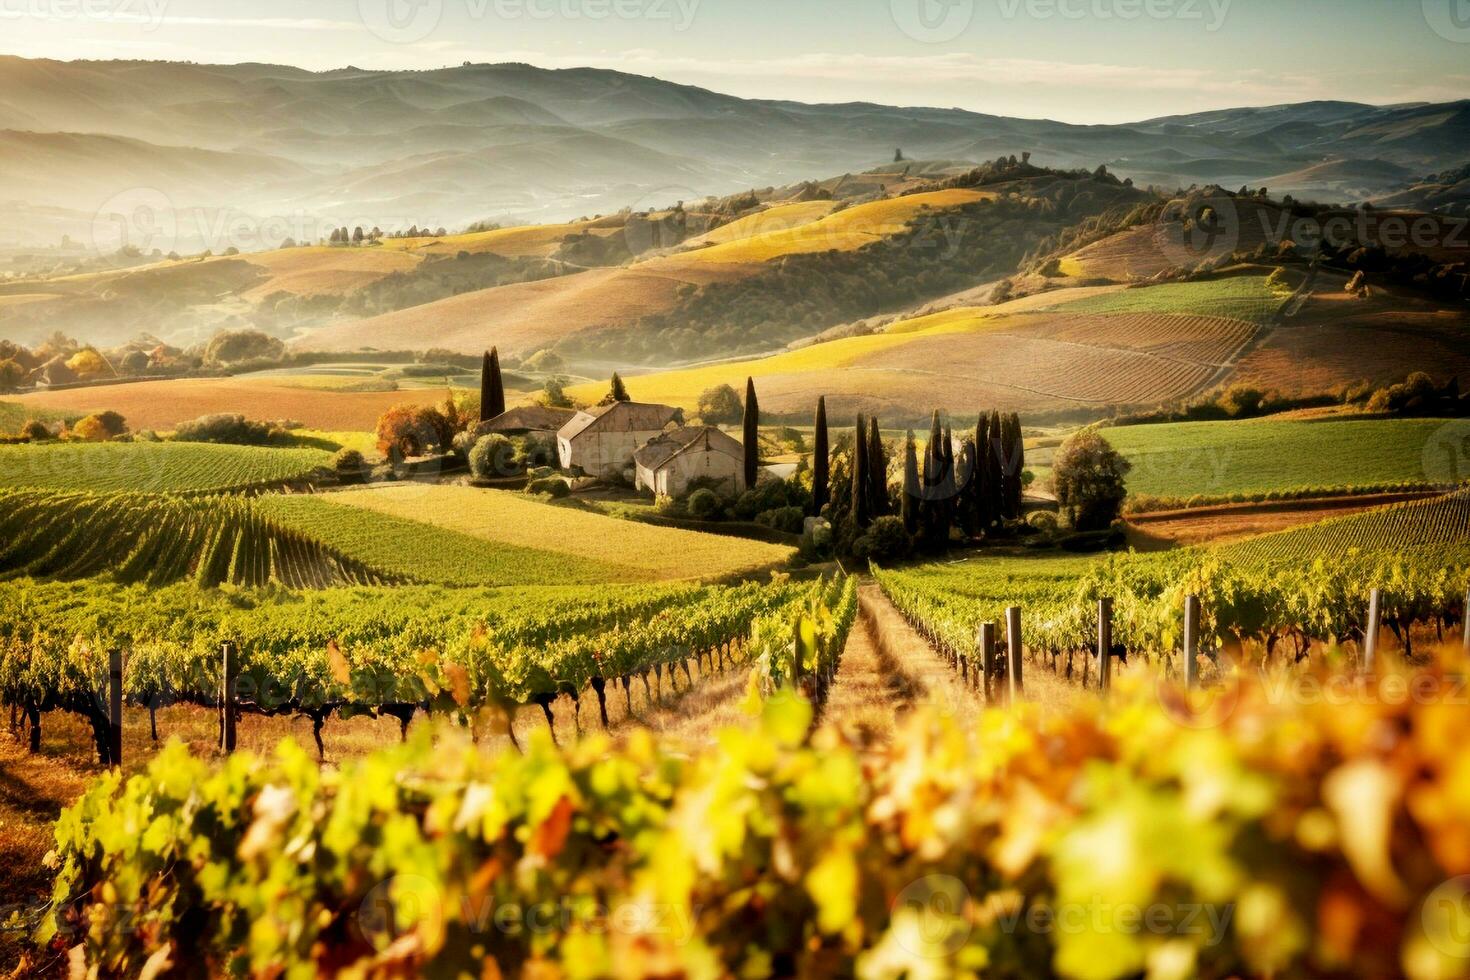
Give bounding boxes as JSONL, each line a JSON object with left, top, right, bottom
{"left": 0, "top": 400, "right": 77, "bottom": 435}
{"left": 1044, "top": 275, "right": 1289, "bottom": 325}
{"left": 259, "top": 486, "right": 795, "bottom": 585}
{"left": 256, "top": 493, "right": 652, "bottom": 586}
{"left": 1095, "top": 417, "right": 1456, "bottom": 501}
{"left": 0, "top": 442, "right": 333, "bottom": 493}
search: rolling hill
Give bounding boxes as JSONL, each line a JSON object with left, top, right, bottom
{"left": 2, "top": 56, "right": 1467, "bottom": 252}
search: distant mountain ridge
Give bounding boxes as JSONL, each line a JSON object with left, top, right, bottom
{"left": 0, "top": 56, "right": 1466, "bottom": 248}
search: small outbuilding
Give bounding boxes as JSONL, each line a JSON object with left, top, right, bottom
{"left": 634, "top": 425, "right": 746, "bottom": 499}
{"left": 474, "top": 405, "right": 577, "bottom": 438}
{"left": 557, "top": 401, "right": 683, "bottom": 480}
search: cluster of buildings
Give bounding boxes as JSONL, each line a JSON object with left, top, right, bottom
{"left": 479, "top": 400, "right": 748, "bottom": 498}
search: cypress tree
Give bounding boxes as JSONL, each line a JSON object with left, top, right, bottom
{"left": 998, "top": 413, "right": 1021, "bottom": 519}
{"left": 921, "top": 411, "right": 948, "bottom": 550}
{"left": 742, "top": 377, "right": 760, "bottom": 489}
{"left": 958, "top": 438, "right": 979, "bottom": 537}
{"left": 974, "top": 412, "right": 992, "bottom": 530}
{"left": 480, "top": 350, "right": 494, "bottom": 423}
{"left": 1011, "top": 411, "right": 1023, "bottom": 517}
{"left": 987, "top": 409, "right": 1005, "bottom": 525}
{"left": 940, "top": 424, "right": 957, "bottom": 536}
{"left": 901, "top": 430, "right": 920, "bottom": 535}
{"left": 604, "top": 373, "right": 631, "bottom": 404}
{"left": 867, "top": 416, "right": 888, "bottom": 517}
{"left": 811, "top": 396, "right": 829, "bottom": 517}
{"left": 851, "top": 415, "right": 870, "bottom": 529}
{"left": 481, "top": 347, "right": 506, "bottom": 422}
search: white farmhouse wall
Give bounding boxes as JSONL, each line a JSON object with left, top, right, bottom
{"left": 564, "top": 429, "right": 666, "bottom": 479}
{"left": 639, "top": 448, "right": 744, "bottom": 498}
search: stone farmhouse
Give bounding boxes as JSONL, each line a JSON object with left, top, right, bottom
{"left": 554, "top": 401, "right": 748, "bottom": 497}
{"left": 557, "top": 401, "right": 685, "bottom": 481}
{"left": 634, "top": 426, "right": 746, "bottom": 498}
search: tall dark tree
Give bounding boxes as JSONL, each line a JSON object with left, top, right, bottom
{"left": 973, "top": 413, "right": 993, "bottom": 530}
{"left": 940, "top": 424, "right": 957, "bottom": 535}
{"left": 742, "top": 377, "right": 760, "bottom": 490}
{"left": 920, "top": 411, "right": 949, "bottom": 551}
{"left": 1009, "top": 413, "right": 1027, "bottom": 517}
{"left": 986, "top": 409, "right": 1006, "bottom": 525}
{"left": 957, "top": 438, "right": 980, "bottom": 537}
{"left": 999, "top": 413, "right": 1024, "bottom": 519}
{"left": 602, "top": 372, "right": 631, "bottom": 405}
{"left": 900, "top": 431, "right": 920, "bottom": 535}
{"left": 480, "top": 348, "right": 505, "bottom": 423}
{"left": 867, "top": 416, "right": 888, "bottom": 517}
{"left": 811, "top": 396, "right": 830, "bottom": 517}
{"left": 851, "top": 415, "right": 870, "bottom": 530}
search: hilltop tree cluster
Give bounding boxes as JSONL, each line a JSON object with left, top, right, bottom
{"left": 570, "top": 173, "right": 1152, "bottom": 364}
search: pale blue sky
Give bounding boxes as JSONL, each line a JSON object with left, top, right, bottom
{"left": 4, "top": 0, "right": 1468, "bottom": 122}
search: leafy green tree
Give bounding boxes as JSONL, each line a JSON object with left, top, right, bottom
{"left": 1052, "top": 430, "right": 1131, "bottom": 531}
{"left": 697, "top": 384, "right": 743, "bottom": 425}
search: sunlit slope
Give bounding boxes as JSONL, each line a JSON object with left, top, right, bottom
{"left": 572, "top": 278, "right": 1278, "bottom": 418}
{"left": 682, "top": 189, "right": 993, "bottom": 264}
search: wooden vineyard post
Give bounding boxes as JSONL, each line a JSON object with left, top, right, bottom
{"left": 1463, "top": 585, "right": 1470, "bottom": 656}
{"left": 108, "top": 648, "right": 123, "bottom": 769}
{"left": 1005, "top": 606, "right": 1023, "bottom": 700}
{"left": 27, "top": 704, "right": 39, "bottom": 753}
{"left": 220, "top": 641, "right": 238, "bottom": 754}
{"left": 1097, "top": 598, "right": 1113, "bottom": 695}
{"left": 1364, "top": 588, "right": 1382, "bottom": 672}
{"left": 979, "top": 622, "right": 996, "bottom": 702}
{"left": 1183, "top": 595, "right": 1200, "bottom": 690}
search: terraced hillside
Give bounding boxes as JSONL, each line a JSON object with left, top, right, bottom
{"left": 0, "top": 489, "right": 394, "bottom": 588}
{"left": 583, "top": 275, "right": 1283, "bottom": 419}
{"left": 1219, "top": 487, "right": 1470, "bottom": 565}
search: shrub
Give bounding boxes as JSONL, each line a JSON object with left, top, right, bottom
{"left": 687, "top": 488, "right": 721, "bottom": 519}
{"left": 374, "top": 405, "right": 453, "bottom": 457}
{"left": 20, "top": 419, "right": 52, "bottom": 442}
{"left": 0, "top": 358, "right": 26, "bottom": 391}
{"left": 852, "top": 515, "right": 910, "bottom": 561}
{"left": 202, "top": 329, "right": 286, "bottom": 368}
{"left": 71, "top": 411, "right": 127, "bottom": 442}
{"left": 468, "top": 434, "right": 518, "bottom": 480}
{"left": 755, "top": 505, "right": 805, "bottom": 535}
{"left": 332, "top": 449, "right": 367, "bottom": 483}
{"left": 1026, "top": 510, "right": 1059, "bottom": 533}
{"left": 527, "top": 476, "right": 571, "bottom": 499}
{"left": 173, "top": 413, "right": 278, "bottom": 445}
